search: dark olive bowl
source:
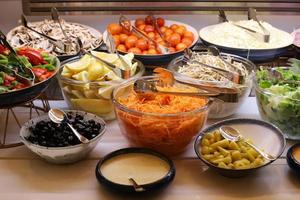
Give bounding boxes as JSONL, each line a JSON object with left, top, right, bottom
{"left": 287, "top": 143, "right": 300, "bottom": 175}
{"left": 0, "top": 57, "right": 60, "bottom": 108}
{"left": 95, "top": 147, "right": 176, "bottom": 193}
{"left": 194, "top": 118, "right": 286, "bottom": 178}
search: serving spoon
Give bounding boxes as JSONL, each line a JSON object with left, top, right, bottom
{"left": 219, "top": 126, "right": 276, "bottom": 161}
{"left": 48, "top": 108, "right": 89, "bottom": 144}
{"left": 128, "top": 178, "right": 145, "bottom": 192}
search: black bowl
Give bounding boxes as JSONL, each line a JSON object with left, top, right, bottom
{"left": 194, "top": 118, "right": 286, "bottom": 178}
{"left": 287, "top": 143, "right": 300, "bottom": 175}
{"left": 95, "top": 147, "right": 176, "bottom": 193}
{"left": 0, "top": 57, "right": 60, "bottom": 108}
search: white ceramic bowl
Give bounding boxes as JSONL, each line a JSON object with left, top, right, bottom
{"left": 20, "top": 110, "right": 106, "bottom": 164}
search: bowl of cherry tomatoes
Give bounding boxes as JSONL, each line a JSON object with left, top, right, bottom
{"left": 103, "top": 16, "right": 198, "bottom": 66}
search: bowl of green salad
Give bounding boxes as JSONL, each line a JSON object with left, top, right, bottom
{"left": 254, "top": 58, "right": 300, "bottom": 140}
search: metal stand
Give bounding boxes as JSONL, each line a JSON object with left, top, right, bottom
{"left": 0, "top": 94, "right": 50, "bottom": 149}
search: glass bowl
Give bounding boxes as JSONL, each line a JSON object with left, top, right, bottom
{"left": 254, "top": 74, "right": 300, "bottom": 140}
{"left": 168, "top": 51, "right": 255, "bottom": 119}
{"left": 112, "top": 76, "right": 212, "bottom": 155}
{"left": 58, "top": 56, "right": 145, "bottom": 121}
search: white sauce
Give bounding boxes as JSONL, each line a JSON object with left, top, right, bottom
{"left": 100, "top": 153, "right": 170, "bottom": 185}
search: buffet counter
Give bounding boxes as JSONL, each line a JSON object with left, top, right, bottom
{"left": 0, "top": 97, "right": 299, "bottom": 200}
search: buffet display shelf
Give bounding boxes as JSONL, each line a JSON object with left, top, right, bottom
{"left": 0, "top": 97, "right": 299, "bottom": 199}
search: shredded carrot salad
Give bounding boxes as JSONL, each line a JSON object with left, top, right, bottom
{"left": 116, "top": 92, "right": 209, "bottom": 155}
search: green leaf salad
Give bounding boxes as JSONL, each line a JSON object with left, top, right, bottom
{"left": 255, "top": 58, "right": 300, "bottom": 139}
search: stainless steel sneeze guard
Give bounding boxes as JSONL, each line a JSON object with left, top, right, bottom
{"left": 23, "top": 0, "right": 300, "bottom": 15}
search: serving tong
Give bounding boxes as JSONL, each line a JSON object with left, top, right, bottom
{"left": 119, "top": 15, "right": 169, "bottom": 54}
{"left": 149, "top": 14, "right": 171, "bottom": 47}
{"left": 21, "top": 14, "right": 72, "bottom": 53}
{"left": 134, "top": 68, "right": 239, "bottom": 103}
{"left": 248, "top": 8, "right": 270, "bottom": 43}
{"left": 219, "top": 9, "right": 270, "bottom": 43}
{"left": 0, "top": 30, "right": 34, "bottom": 85}
{"left": 51, "top": 7, "right": 71, "bottom": 43}
{"left": 76, "top": 37, "right": 130, "bottom": 79}
{"left": 182, "top": 47, "right": 244, "bottom": 84}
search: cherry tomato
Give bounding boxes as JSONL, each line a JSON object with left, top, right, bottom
{"left": 107, "top": 23, "right": 122, "bottom": 35}
{"left": 170, "top": 24, "right": 179, "bottom": 31}
{"left": 144, "top": 25, "right": 155, "bottom": 33}
{"left": 148, "top": 48, "right": 158, "bottom": 55}
{"left": 168, "top": 47, "right": 176, "bottom": 53}
{"left": 119, "top": 34, "right": 128, "bottom": 44}
{"left": 175, "top": 43, "right": 187, "bottom": 51}
{"left": 136, "top": 39, "right": 149, "bottom": 51}
{"left": 183, "top": 31, "right": 194, "bottom": 41}
{"left": 181, "top": 38, "right": 193, "bottom": 47}
{"left": 168, "top": 33, "right": 181, "bottom": 47}
{"left": 145, "top": 15, "right": 154, "bottom": 25}
{"left": 174, "top": 27, "right": 185, "bottom": 37}
{"left": 113, "top": 35, "right": 120, "bottom": 46}
{"left": 156, "top": 17, "right": 165, "bottom": 27}
{"left": 128, "top": 47, "right": 142, "bottom": 54}
{"left": 164, "top": 29, "right": 173, "bottom": 37}
{"left": 125, "top": 35, "right": 138, "bottom": 49}
{"left": 159, "top": 26, "right": 167, "bottom": 33}
{"left": 135, "top": 18, "right": 145, "bottom": 27}
{"left": 121, "top": 27, "right": 132, "bottom": 35}
{"left": 138, "top": 24, "right": 146, "bottom": 31}
{"left": 117, "top": 44, "right": 127, "bottom": 52}
{"left": 147, "top": 32, "right": 156, "bottom": 40}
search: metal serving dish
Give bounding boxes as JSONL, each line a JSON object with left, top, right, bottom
{"left": 102, "top": 20, "right": 199, "bottom": 66}
{"left": 0, "top": 57, "right": 60, "bottom": 108}
{"left": 168, "top": 50, "right": 255, "bottom": 119}
{"left": 7, "top": 22, "right": 103, "bottom": 61}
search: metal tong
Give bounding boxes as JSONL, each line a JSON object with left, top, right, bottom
{"left": 248, "top": 8, "right": 270, "bottom": 43}
{"left": 21, "top": 14, "right": 72, "bottom": 52}
{"left": 51, "top": 7, "right": 70, "bottom": 42}
{"left": 77, "top": 38, "right": 130, "bottom": 79}
{"left": 182, "top": 48, "right": 243, "bottom": 84}
{"left": 106, "top": 31, "right": 131, "bottom": 79}
{"left": 219, "top": 10, "right": 269, "bottom": 43}
{"left": 134, "top": 68, "right": 239, "bottom": 103}
{"left": 149, "top": 14, "right": 171, "bottom": 47}
{"left": 119, "top": 15, "right": 169, "bottom": 54}
{"left": 0, "top": 30, "right": 34, "bottom": 84}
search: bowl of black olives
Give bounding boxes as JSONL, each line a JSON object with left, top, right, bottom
{"left": 20, "top": 110, "right": 106, "bottom": 164}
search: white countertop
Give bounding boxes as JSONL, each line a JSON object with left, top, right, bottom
{"left": 0, "top": 97, "right": 299, "bottom": 200}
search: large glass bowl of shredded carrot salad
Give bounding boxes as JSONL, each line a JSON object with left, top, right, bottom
{"left": 112, "top": 76, "right": 212, "bottom": 155}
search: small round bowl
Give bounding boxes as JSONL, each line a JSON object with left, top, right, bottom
{"left": 95, "top": 147, "right": 176, "bottom": 193}
{"left": 112, "top": 76, "right": 212, "bottom": 155}
{"left": 253, "top": 68, "right": 300, "bottom": 140}
{"left": 168, "top": 51, "right": 255, "bottom": 119}
{"left": 20, "top": 110, "right": 106, "bottom": 164}
{"left": 287, "top": 143, "right": 300, "bottom": 175}
{"left": 194, "top": 118, "right": 286, "bottom": 178}
{"left": 58, "top": 55, "right": 145, "bottom": 121}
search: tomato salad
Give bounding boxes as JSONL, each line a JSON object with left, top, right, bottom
{"left": 0, "top": 45, "right": 57, "bottom": 94}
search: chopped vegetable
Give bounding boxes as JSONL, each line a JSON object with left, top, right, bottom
{"left": 256, "top": 58, "right": 300, "bottom": 139}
